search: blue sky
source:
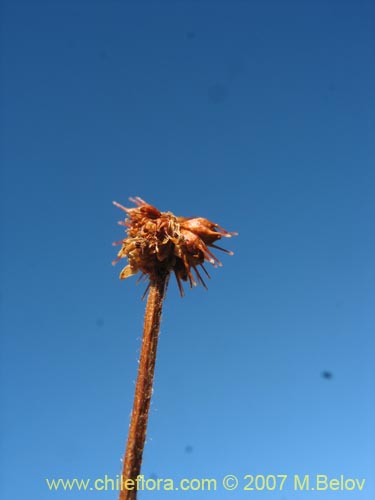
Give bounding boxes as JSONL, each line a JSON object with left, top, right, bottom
{"left": 1, "top": 0, "right": 374, "bottom": 499}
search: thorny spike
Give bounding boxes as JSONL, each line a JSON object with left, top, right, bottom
{"left": 209, "top": 243, "right": 235, "bottom": 255}
{"left": 200, "top": 263, "right": 211, "bottom": 279}
{"left": 174, "top": 270, "right": 185, "bottom": 297}
{"left": 129, "top": 196, "right": 147, "bottom": 207}
{"left": 193, "top": 265, "right": 208, "bottom": 290}
{"left": 112, "top": 200, "right": 130, "bottom": 213}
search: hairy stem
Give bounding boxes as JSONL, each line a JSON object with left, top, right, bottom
{"left": 119, "top": 274, "right": 168, "bottom": 500}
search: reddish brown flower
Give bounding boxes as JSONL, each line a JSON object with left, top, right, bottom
{"left": 112, "top": 197, "right": 237, "bottom": 296}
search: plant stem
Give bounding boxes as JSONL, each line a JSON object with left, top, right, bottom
{"left": 119, "top": 274, "right": 168, "bottom": 500}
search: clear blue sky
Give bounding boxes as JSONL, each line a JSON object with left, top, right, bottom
{"left": 1, "top": 0, "right": 374, "bottom": 499}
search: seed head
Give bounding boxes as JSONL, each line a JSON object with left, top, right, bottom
{"left": 112, "top": 197, "right": 237, "bottom": 296}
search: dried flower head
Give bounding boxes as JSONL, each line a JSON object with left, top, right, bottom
{"left": 112, "top": 197, "right": 237, "bottom": 296}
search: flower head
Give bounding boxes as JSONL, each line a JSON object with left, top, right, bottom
{"left": 112, "top": 197, "right": 237, "bottom": 296}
